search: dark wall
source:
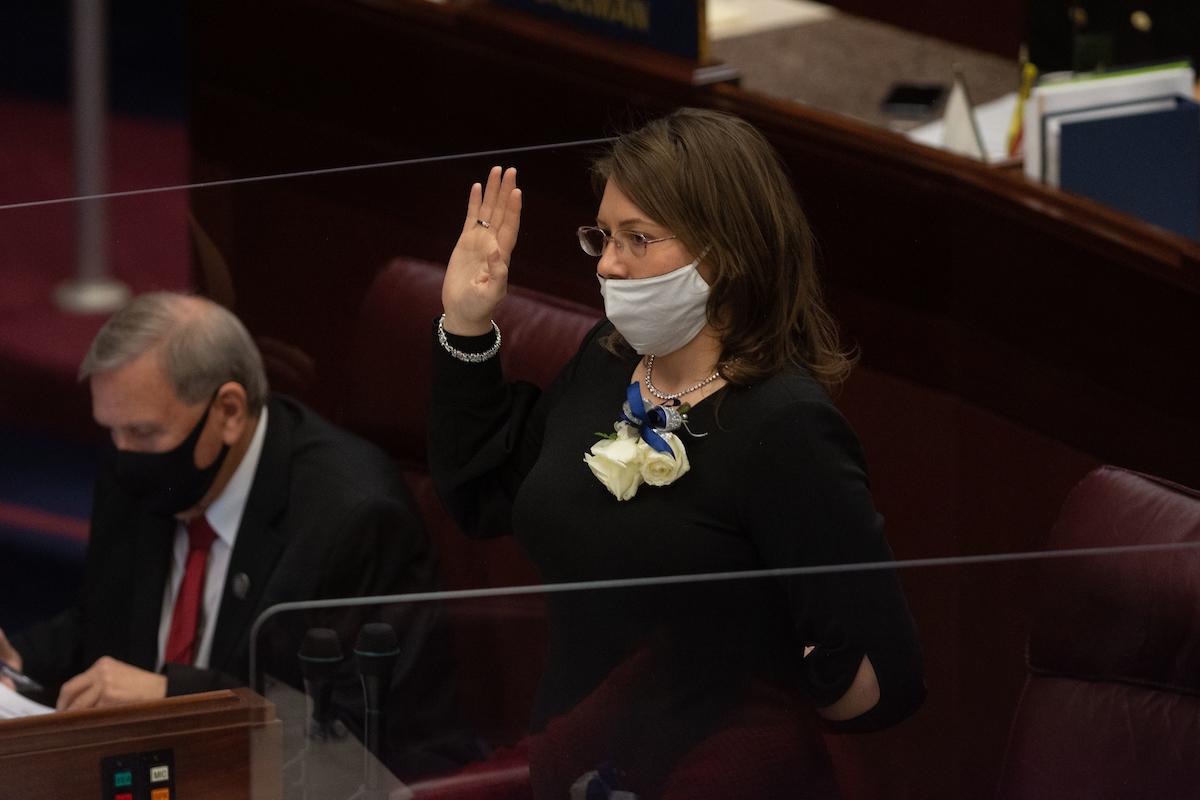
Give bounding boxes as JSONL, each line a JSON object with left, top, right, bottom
{"left": 827, "top": 0, "right": 1200, "bottom": 71}
{"left": 827, "top": 0, "right": 1026, "bottom": 60}
{"left": 1027, "top": 0, "right": 1200, "bottom": 73}
{"left": 0, "top": 0, "right": 186, "bottom": 119}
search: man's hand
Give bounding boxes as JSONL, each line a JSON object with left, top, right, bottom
{"left": 0, "top": 627, "right": 21, "bottom": 691}
{"left": 56, "top": 657, "right": 167, "bottom": 712}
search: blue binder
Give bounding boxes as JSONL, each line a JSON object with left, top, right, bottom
{"left": 1058, "top": 97, "right": 1200, "bottom": 240}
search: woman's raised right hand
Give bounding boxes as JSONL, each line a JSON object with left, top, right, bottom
{"left": 441, "top": 166, "right": 522, "bottom": 336}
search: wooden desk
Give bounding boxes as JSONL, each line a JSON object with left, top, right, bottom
{"left": 0, "top": 688, "right": 281, "bottom": 799}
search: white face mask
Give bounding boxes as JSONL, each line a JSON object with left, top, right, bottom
{"left": 596, "top": 254, "right": 709, "bottom": 356}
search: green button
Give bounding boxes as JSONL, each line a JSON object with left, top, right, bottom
{"left": 114, "top": 771, "right": 133, "bottom": 788}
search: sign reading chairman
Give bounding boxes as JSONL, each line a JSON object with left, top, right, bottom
{"left": 493, "top": 0, "right": 704, "bottom": 61}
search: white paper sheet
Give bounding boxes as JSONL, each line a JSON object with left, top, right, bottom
{"left": 907, "top": 92, "right": 1020, "bottom": 165}
{"left": 0, "top": 682, "right": 54, "bottom": 719}
{"left": 708, "top": 0, "right": 834, "bottom": 40}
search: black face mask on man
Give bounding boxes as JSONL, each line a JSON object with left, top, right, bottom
{"left": 113, "top": 401, "right": 231, "bottom": 517}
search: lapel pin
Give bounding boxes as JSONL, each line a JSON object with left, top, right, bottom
{"left": 231, "top": 572, "right": 251, "bottom": 600}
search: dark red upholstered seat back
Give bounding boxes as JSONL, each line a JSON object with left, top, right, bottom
{"left": 343, "top": 257, "right": 601, "bottom": 468}
{"left": 343, "top": 257, "right": 601, "bottom": 748}
{"left": 996, "top": 466, "right": 1200, "bottom": 799}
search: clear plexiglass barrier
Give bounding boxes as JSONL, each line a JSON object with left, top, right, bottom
{"left": 249, "top": 538, "right": 1200, "bottom": 800}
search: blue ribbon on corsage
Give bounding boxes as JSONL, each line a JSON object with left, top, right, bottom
{"left": 620, "top": 382, "right": 683, "bottom": 459}
{"left": 582, "top": 761, "right": 636, "bottom": 799}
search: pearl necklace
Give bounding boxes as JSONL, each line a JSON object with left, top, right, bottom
{"left": 644, "top": 354, "right": 721, "bottom": 401}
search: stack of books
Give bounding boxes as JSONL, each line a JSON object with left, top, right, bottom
{"left": 1023, "top": 62, "right": 1199, "bottom": 240}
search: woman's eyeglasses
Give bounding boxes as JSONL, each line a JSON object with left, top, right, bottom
{"left": 576, "top": 226, "right": 677, "bottom": 258}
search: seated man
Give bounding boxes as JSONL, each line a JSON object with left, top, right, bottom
{"left": 0, "top": 293, "right": 460, "bottom": 773}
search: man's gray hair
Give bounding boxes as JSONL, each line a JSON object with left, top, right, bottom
{"left": 79, "top": 292, "right": 269, "bottom": 415}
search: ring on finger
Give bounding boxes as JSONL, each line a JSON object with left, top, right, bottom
{"left": 477, "top": 220, "right": 490, "bottom": 228}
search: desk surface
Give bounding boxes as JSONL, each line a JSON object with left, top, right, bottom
{"left": 711, "top": 7, "right": 1019, "bottom": 131}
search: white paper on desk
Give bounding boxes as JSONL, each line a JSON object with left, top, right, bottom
{"left": 707, "top": 0, "right": 834, "bottom": 40}
{"left": 907, "top": 92, "right": 1019, "bottom": 165}
{"left": 0, "top": 683, "right": 54, "bottom": 719}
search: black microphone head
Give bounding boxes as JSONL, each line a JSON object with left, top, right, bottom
{"left": 298, "top": 627, "right": 343, "bottom": 681}
{"left": 355, "top": 623, "right": 399, "bottom": 656}
{"left": 355, "top": 623, "right": 400, "bottom": 678}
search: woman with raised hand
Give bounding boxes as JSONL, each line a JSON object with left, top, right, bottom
{"left": 431, "top": 108, "right": 924, "bottom": 799}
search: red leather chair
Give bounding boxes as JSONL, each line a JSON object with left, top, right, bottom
{"left": 343, "top": 257, "right": 601, "bottom": 754}
{"left": 342, "top": 257, "right": 601, "bottom": 471}
{"left": 996, "top": 466, "right": 1200, "bottom": 799}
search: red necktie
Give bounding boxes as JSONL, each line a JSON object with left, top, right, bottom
{"left": 164, "top": 516, "right": 218, "bottom": 665}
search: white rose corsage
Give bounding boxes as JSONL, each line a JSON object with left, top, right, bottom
{"left": 584, "top": 382, "right": 698, "bottom": 501}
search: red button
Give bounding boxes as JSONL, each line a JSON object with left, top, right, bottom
{"left": 116, "top": 794, "right": 133, "bottom": 800}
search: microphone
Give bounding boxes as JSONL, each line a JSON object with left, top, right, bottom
{"left": 298, "top": 627, "right": 343, "bottom": 741}
{"left": 355, "top": 622, "right": 400, "bottom": 759}
{"left": 356, "top": 623, "right": 399, "bottom": 797}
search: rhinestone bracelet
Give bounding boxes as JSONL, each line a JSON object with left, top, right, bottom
{"left": 438, "top": 314, "right": 501, "bottom": 363}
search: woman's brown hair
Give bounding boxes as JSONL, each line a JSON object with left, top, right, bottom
{"left": 591, "top": 108, "right": 854, "bottom": 391}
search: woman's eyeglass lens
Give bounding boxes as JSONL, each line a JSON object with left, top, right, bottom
{"left": 576, "top": 226, "right": 676, "bottom": 258}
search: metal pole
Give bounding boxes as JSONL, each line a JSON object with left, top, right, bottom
{"left": 54, "top": 0, "right": 130, "bottom": 314}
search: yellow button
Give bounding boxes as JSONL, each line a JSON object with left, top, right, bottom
{"left": 151, "top": 789, "right": 171, "bottom": 800}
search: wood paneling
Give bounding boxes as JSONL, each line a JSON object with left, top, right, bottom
{"left": 0, "top": 688, "right": 282, "bottom": 799}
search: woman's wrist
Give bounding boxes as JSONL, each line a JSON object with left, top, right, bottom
{"left": 440, "top": 311, "right": 494, "bottom": 337}
{"left": 438, "top": 314, "right": 501, "bottom": 363}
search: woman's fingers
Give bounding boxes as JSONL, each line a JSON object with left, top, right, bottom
{"left": 489, "top": 167, "right": 518, "bottom": 232}
{"left": 460, "top": 166, "right": 520, "bottom": 268}
{"left": 477, "top": 165, "right": 505, "bottom": 224}
{"left": 461, "top": 180, "right": 483, "bottom": 235}
{"left": 476, "top": 166, "right": 519, "bottom": 229}
{"left": 496, "top": 186, "right": 522, "bottom": 258}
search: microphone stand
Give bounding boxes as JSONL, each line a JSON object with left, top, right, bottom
{"left": 355, "top": 623, "right": 400, "bottom": 800}
{"left": 297, "top": 627, "right": 345, "bottom": 799}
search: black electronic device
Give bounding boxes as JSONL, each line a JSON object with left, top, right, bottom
{"left": 355, "top": 622, "right": 400, "bottom": 760}
{"left": 298, "top": 627, "right": 343, "bottom": 741}
{"left": 101, "top": 748, "right": 175, "bottom": 800}
{"left": 356, "top": 622, "right": 400, "bottom": 798}
{"left": 881, "top": 83, "right": 948, "bottom": 118}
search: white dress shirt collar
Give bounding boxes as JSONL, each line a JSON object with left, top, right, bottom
{"left": 204, "top": 404, "right": 270, "bottom": 547}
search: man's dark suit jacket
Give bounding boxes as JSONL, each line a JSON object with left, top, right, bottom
{"left": 13, "top": 393, "right": 470, "bottom": 777}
